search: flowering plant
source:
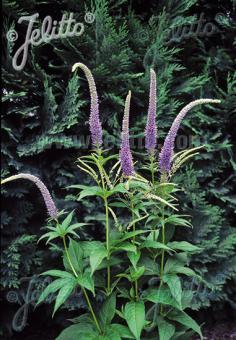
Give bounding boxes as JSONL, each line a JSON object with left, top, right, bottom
{"left": 1, "top": 63, "right": 221, "bottom": 340}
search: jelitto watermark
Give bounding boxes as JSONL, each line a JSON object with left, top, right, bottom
{"left": 6, "top": 12, "right": 95, "bottom": 71}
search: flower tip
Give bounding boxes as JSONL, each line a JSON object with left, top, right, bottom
{"left": 72, "top": 62, "right": 80, "bottom": 73}
{"left": 150, "top": 68, "right": 156, "bottom": 76}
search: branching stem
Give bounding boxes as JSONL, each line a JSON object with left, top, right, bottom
{"left": 62, "top": 236, "right": 102, "bottom": 334}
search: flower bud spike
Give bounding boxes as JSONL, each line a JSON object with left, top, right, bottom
{"left": 72, "top": 62, "right": 103, "bottom": 149}
{"left": 1, "top": 173, "right": 58, "bottom": 219}
{"left": 119, "top": 91, "right": 134, "bottom": 177}
{"left": 159, "top": 99, "right": 221, "bottom": 175}
{"left": 145, "top": 68, "right": 157, "bottom": 155}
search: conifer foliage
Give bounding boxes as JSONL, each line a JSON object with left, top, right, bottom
{"left": 1, "top": 0, "right": 236, "bottom": 337}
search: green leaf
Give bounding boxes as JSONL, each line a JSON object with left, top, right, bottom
{"left": 124, "top": 301, "right": 145, "bottom": 340}
{"left": 109, "top": 201, "right": 127, "bottom": 208}
{"left": 111, "top": 230, "right": 150, "bottom": 245}
{"left": 53, "top": 279, "right": 77, "bottom": 315}
{"left": 156, "top": 182, "right": 176, "bottom": 194}
{"left": 100, "top": 154, "right": 118, "bottom": 165}
{"left": 80, "top": 241, "right": 104, "bottom": 257}
{"left": 157, "top": 317, "right": 175, "bottom": 340}
{"left": 127, "top": 250, "right": 141, "bottom": 269}
{"left": 112, "top": 242, "right": 137, "bottom": 253}
{"left": 146, "top": 194, "right": 178, "bottom": 211}
{"left": 61, "top": 211, "right": 74, "bottom": 230}
{"left": 165, "top": 261, "right": 202, "bottom": 281}
{"left": 109, "top": 183, "right": 128, "bottom": 195}
{"left": 38, "top": 231, "right": 59, "bottom": 244}
{"left": 141, "top": 240, "right": 173, "bottom": 251}
{"left": 129, "top": 180, "right": 150, "bottom": 191}
{"left": 67, "top": 222, "right": 90, "bottom": 233}
{"left": 127, "top": 214, "right": 149, "bottom": 230}
{"left": 163, "top": 274, "right": 182, "bottom": 307}
{"left": 56, "top": 323, "right": 98, "bottom": 340}
{"left": 109, "top": 324, "right": 135, "bottom": 339}
{"left": 78, "top": 186, "right": 104, "bottom": 200}
{"left": 143, "top": 286, "right": 182, "bottom": 310}
{"left": 100, "top": 293, "right": 116, "bottom": 327}
{"left": 139, "top": 257, "right": 160, "bottom": 276}
{"left": 37, "top": 278, "right": 70, "bottom": 305}
{"left": 64, "top": 238, "right": 83, "bottom": 273}
{"left": 164, "top": 257, "right": 187, "bottom": 274}
{"left": 41, "top": 270, "right": 74, "bottom": 279}
{"left": 181, "top": 290, "right": 194, "bottom": 309}
{"left": 167, "top": 311, "right": 203, "bottom": 339}
{"left": 77, "top": 272, "right": 95, "bottom": 295}
{"left": 90, "top": 246, "right": 108, "bottom": 274}
{"left": 167, "top": 241, "right": 201, "bottom": 252}
{"left": 165, "top": 215, "right": 192, "bottom": 228}
{"left": 171, "top": 330, "right": 195, "bottom": 340}
{"left": 98, "top": 333, "right": 120, "bottom": 340}
{"left": 130, "top": 266, "right": 145, "bottom": 281}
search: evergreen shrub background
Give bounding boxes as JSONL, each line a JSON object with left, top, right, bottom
{"left": 1, "top": 0, "right": 236, "bottom": 338}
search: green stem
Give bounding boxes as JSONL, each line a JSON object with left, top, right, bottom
{"left": 159, "top": 207, "right": 165, "bottom": 315}
{"left": 62, "top": 236, "right": 102, "bottom": 334}
{"left": 62, "top": 236, "right": 78, "bottom": 277}
{"left": 134, "top": 280, "right": 139, "bottom": 301}
{"left": 150, "top": 154, "right": 155, "bottom": 185}
{"left": 160, "top": 223, "right": 165, "bottom": 281}
{"left": 82, "top": 288, "right": 102, "bottom": 334}
{"left": 104, "top": 197, "right": 111, "bottom": 293}
{"left": 131, "top": 194, "right": 139, "bottom": 301}
{"left": 95, "top": 157, "right": 111, "bottom": 294}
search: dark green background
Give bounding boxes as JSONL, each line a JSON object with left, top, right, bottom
{"left": 1, "top": 0, "right": 236, "bottom": 338}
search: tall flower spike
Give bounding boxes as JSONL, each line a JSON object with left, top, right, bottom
{"left": 72, "top": 63, "right": 103, "bottom": 149}
{"left": 159, "top": 99, "right": 221, "bottom": 174}
{"left": 120, "top": 91, "right": 134, "bottom": 176}
{"left": 1, "top": 174, "right": 58, "bottom": 219}
{"left": 145, "top": 68, "right": 157, "bottom": 155}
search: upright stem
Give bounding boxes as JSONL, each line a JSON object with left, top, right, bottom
{"left": 159, "top": 206, "right": 166, "bottom": 314}
{"left": 150, "top": 154, "right": 155, "bottom": 185}
{"left": 62, "top": 236, "right": 102, "bottom": 334}
{"left": 160, "top": 222, "right": 165, "bottom": 281}
{"left": 131, "top": 194, "right": 139, "bottom": 301}
{"left": 82, "top": 288, "right": 101, "bottom": 333}
{"left": 104, "top": 197, "right": 111, "bottom": 293}
{"left": 95, "top": 157, "right": 111, "bottom": 294}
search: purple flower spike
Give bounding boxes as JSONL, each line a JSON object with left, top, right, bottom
{"left": 145, "top": 69, "right": 157, "bottom": 155}
{"left": 159, "top": 99, "right": 221, "bottom": 174}
{"left": 1, "top": 173, "right": 58, "bottom": 219}
{"left": 120, "top": 91, "right": 134, "bottom": 177}
{"left": 72, "top": 63, "right": 103, "bottom": 148}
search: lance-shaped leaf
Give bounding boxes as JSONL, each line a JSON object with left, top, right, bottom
{"left": 124, "top": 301, "right": 145, "bottom": 340}
{"left": 90, "top": 245, "right": 108, "bottom": 274}
{"left": 53, "top": 279, "right": 77, "bottom": 315}
{"left": 167, "top": 310, "right": 203, "bottom": 339}
{"left": 157, "top": 317, "right": 175, "bottom": 340}
{"left": 99, "top": 293, "right": 116, "bottom": 327}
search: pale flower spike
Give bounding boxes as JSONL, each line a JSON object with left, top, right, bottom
{"left": 72, "top": 62, "right": 103, "bottom": 149}
{"left": 145, "top": 68, "right": 157, "bottom": 155}
{"left": 120, "top": 91, "right": 134, "bottom": 177}
{"left": 159, "top": 99, "right": 221, "bottom": 175}
{"left": 1, "top": 174, "right": 58, "bottom": 219}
